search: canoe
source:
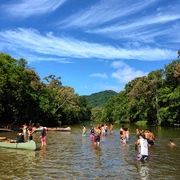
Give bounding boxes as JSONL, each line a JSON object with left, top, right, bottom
{"left": 35, "top": 127, "right": 71, "bottom": 132}
{"left": 0, "top": 140, "right": 36, "bottom": 151}
{"left": 0, "top": 128, "right": 14, "bottom": 132}
{"left": 48, "top": 127, "right": 71, "bottom": 132}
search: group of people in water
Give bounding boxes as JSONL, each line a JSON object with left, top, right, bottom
{"left": 82, "top": 123, "right": 114, "bottom": 145}
{"left": 15, "top": 121, "right": 47, "bottom": 147}
{"left": 82, "top": 124, "right": 177, "bottom": 161}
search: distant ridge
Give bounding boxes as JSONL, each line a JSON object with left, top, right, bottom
{"left": 83, "top": 90, "right": 117, "bottom": 108}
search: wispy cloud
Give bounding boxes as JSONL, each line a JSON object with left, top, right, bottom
{"left": 2, "top": 0, "right": 67, "bottom": 18}
{"left": 0, "top": 28, "right": 176, "bottom": 62}
{"left": 89, "top": 73, "right": 108, "bottom": 78}
{"left": 111, "top": 61, "right": 148, "bottom": 83}
{"left": 90, "top": 14, "right": 180, "bottom": 34}
{"left": 59, "top": 0, "right": 156, "bottom": 28}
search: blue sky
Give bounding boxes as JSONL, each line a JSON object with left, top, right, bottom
{"left": 0, "top": 0, "right": 179, "bottom": 95}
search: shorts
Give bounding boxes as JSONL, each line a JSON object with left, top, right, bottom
{"left": 94, "top": 135, "right": 100, "bottom": 143}
{"left": 147, "top": 139, "right": 154, "bottom": 146}
{"left": 41, "top": 137, "right": 46, "bottom": 142}
{"left": 90, "top": 134, "right": 94, "bottom": 139}
{"left": 102, "top": 130, "right": 105, "bottom": 134}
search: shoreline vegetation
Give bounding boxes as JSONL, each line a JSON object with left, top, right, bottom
{"left": 0, "top": 52, "right": 180, "bottom": 127}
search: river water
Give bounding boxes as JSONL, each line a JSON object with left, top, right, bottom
{"left": 0, "top": 124, "right": 179, "bottom": 180}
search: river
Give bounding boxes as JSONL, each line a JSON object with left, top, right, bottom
{"left": 0, "top": 124, "right": 179, "bottom": 180}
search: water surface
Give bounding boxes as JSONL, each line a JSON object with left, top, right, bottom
{"left": 0, "top": 124, "right": 179, "bottom": 180}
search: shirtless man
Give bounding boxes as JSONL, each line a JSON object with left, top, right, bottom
{"left": 147, "top": 130, "right": 155, "bottom": 147}
{"left": 169, "top": 139, "right": 176, "bottom": 147}
{"left": 109, "top": 123, "right": 114, "bottom": 135}
{"left": 94, "top": 125, "right": 101, "bottom": 145}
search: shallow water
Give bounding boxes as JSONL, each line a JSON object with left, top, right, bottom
{"left": 0, "top": 124, "right": 179, "bottom": 180}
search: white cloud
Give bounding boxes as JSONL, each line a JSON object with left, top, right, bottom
{"left": 0, "top": 28, "right": 176, "bottom": 62}
{"left": 59, "top": 0, "right": 155, "bottom": 28}
{"left": 2, "top": 0, "right": 67, "bottom": 17}
{"left": 111, "top": 61, "right": 148, "bottom": 83}
{"left": 89, "top": 73, "right": 108, "bottom": 78}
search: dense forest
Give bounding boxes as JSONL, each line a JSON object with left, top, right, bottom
{"left": 101, "top": 57, "right": 180, "bottom": 126}
{"left": 84, "top": 90, "right": 117, "bottom": 108}
{"left": 0, "top": 52, "right": 180, "bottom": 127}
{"left": 0, "top": 53, "right": 91, "bottom": 126}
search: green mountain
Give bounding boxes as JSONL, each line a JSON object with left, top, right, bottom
{"left": 83, "top": 90, "right": 118, "bottom": 108}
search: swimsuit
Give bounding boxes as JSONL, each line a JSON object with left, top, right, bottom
{"left": 41, "top": 136, "right": 46, "bottom": 142}
{"left": 147, "top": 139, "right": 154, "bottom": 145}
{"left": 82, "top": 132, "right": 86, "bottom": 136}
{"left": 102, "top": 130, "right": 105, "bottom": 135}
{"left": 94, "top": 135, "right": 100, "bottom": 142}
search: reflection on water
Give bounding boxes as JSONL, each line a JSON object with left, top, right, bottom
{"left": 136, "top": 161, "right": 150, "bottom": 180}
{"left": 0, "top": 124, "right": 180, "bottom": 179}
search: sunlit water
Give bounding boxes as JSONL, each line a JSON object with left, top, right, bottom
{"left": 0, "top": 124, "right": 179, "bottom": 180}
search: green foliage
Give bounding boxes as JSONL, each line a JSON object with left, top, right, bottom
{"left": 83, "top": 90, "right": 117, "bottom": 108}
{"left": 0, "top": 53, "right": 91, "bottom": 126}
{"left": 100, "top": 58, "right": 180, "bottom": 126}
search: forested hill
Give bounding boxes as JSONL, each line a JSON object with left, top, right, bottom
{"left": 83, "top": 90, "right": 117, "bottom": 108}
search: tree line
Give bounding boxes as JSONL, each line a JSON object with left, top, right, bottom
{"left": 100, "top": 57, "right": 180, "bottom": 126}
{"left": 0, "top": 53, "right": 91, "bottom": 126}
{"left": 1, "top": 52, "right": 180, "bottom": 127}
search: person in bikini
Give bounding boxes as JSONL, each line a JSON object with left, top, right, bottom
{"left": 90, "top": 126, "right": 95, "bottom": 139}
{"left": 41, "top": 127, "right": 47, "bottom": 147}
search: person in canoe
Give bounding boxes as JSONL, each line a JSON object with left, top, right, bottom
{"left": 16, "top": 129, "right": 24, "bottom": 143}
{"left": 28, "top": 127, "right": 34, "bottom": 141}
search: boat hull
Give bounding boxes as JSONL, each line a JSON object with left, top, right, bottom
{"left": 35, "top": 127, "right": 71, "bottom": 132}
{"left": 0, "top": 140, "right": 36, "bottom": 150}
